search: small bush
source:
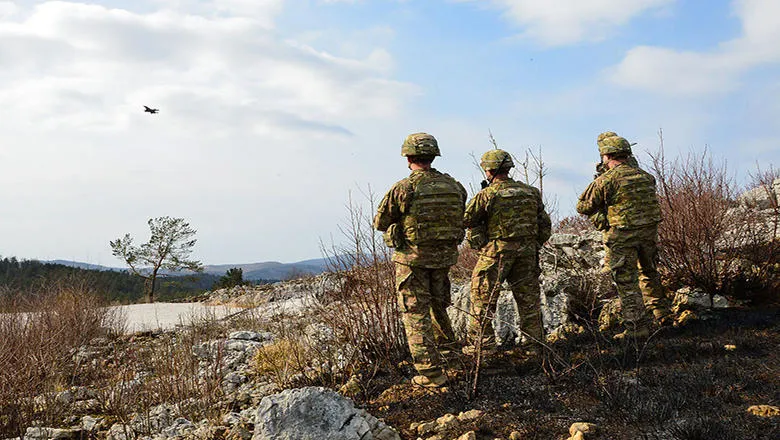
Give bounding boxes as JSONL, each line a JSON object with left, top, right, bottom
{"left": 649, "top": 143, "right": 778, "bottom": 303}
{"left": 317, "top": 189, "right": 407, "bottom": 377}
{"left": 554, "top": 214, "right": 595, "bottom": 235}
{"left": 0, "top": 280, "right": 123, "bottom": 437}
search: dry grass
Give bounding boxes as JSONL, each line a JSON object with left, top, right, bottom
{"left": 0, "top": 280, "right": 123, "bottom": 437}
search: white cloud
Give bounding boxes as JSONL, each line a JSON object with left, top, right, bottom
{"left": 611, "top": 0, "right": 780, "bottom": 95}
{"left": 0, "top": 1, "right": 18, "bottom": 18}
{"left": 0, "top": 1, "right": 419, "bottom": 263}
{"left": 459, "top": 0, "right": 674, "bottom": 46}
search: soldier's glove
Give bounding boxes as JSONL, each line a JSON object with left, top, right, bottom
{"left": 594, "top": 162, "right": 607, "bottom": 179}
{"left": 382, "top": 223, "right": 405, "bottom": 249}
{"left": 480, "top": 179, "right": 489, "bottom": 189}
{"left": 589, "top": 211, "right": 610, "bottom": 231}
{"left": 466, "top": 225, "right": 488, "bottom": 250}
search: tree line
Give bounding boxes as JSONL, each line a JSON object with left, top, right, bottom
{"left": 0, "top": 257, "right": 221, "bottom": 304}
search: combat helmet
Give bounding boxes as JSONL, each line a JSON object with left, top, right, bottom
{"left": 597, "top": 131, "right": 618, "bottom": 143}
{"left": 597, "top": 135, "right": 633, "bottom": 156}
{"left": 480, "top": 149, "right": 514, "bottom": 171}
{"left": 401, "top": 133, "right": 440, "bottom": 157}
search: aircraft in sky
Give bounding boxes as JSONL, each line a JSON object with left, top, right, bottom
{"left": 144, "top": 106, "right": 159, "bottom": 114}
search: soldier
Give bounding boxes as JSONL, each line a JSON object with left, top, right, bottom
{"left": 374, "top": 132, "right": 467, "bottom": 388}
{"left": 463, "top": 149, "right": 551, "bottom": 356}
{"left": 576, "top": 134, "right": 672, "bottom": 339}
{"left": 589, "top": 131, "right": 639, "bottom": 232}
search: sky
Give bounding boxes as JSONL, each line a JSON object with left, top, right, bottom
{"left": 0, "top": 0, "right": 778, "bottom": 266}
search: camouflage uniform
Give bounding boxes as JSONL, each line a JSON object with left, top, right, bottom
{"left": 463, "top": 150, "right": 552, "bottom": 350}
{"left": 576, "top": 135, "right": 671, "bottom": 329}
{"left": 374, "top": 133, "right": 467, "bottom": 381}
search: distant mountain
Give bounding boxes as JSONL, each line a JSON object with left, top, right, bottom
{"left": 48, "top": 257, "right": 332, "bottom": 281}
{"left": 203, "top": 258, "right": 330, "bottom": 281}
{"left": 46, "top": 260, "right": 125, "bottom": 272}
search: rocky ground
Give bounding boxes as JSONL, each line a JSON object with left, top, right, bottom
{"left": 8, "top": 264, "right": 779, "bottom": 440}
{"left": 364, "top": 307, "right": 780, "bottom": 440}
{"left": 7, "top": 179, "right": 779, "bottom": 440}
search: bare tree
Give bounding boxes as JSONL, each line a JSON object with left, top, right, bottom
{"left": 110, "top": 217, "right": 203, "bottom": 303}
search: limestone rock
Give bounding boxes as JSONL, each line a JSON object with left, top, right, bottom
{"left": 416, "top": 421, "right": 438, "bottom": 436}
{"left": 747, "top": 405, "right": 780, "bottom": 418}
{"left": 435, "top": 413, "right": 458, "bottom": 431}
{"left": 457, "top": 432, "right": 476, "bottom": 440}
{"left": 456, "top": 409, "right": 483, "bottom": 422}
{"left": 738, "top": 182, "right": 778, "bottom": 210}
{"left": 569, "top": 422, "right": 597, "bottom": 436}
{"left": 253, "top": 387, "right": 400, "bottom": 440}
{"left": 23, "top": 428, "right": 80, "bottom": 440}
{"left": 672, "top": 287, "right": 729, "bottom": 312}
{"left": 106, "top": 424, "right": 132, "bottom": 440}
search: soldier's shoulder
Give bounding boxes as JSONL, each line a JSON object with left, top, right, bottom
{"left": 389, "top": 177, "right": 414, "bottom": 194}
{"left": 514, "top": 179, "right": 541, "bottom": 194}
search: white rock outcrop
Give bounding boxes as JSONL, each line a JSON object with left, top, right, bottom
{"left": 253, "top": 387, "right": 400, "bottom": 440}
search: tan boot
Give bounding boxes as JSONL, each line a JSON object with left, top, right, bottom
{"left": 411, "top": 372, "right": 448, "bottom": 388}
{"left": 613, "top": 322, "right": 651, "bottom": 341}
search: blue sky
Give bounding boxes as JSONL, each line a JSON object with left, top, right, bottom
{"left": 0, "top": 0, "right": 777, "bottom": 265}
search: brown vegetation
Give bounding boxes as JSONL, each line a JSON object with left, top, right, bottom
{"left": 649, "top": 138, "right": 779, "bottom": 304}
{"left": 0, "top": 280, "right": 122, "bottom": 436}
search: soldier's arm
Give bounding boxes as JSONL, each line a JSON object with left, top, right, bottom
{"left": 457, "top": 181, "right": 468, "bottom": 207}
{"left": 576, "top": 179, "right": 605, "bottom": 216}
{"left": 373, "top": 182, "right": 409, "bottom": 232}
{"left": 536, "top": 190, "right": 552, "bottom": 245}
{"left": 463, "top": 191, "right": 488, "bottom": 229}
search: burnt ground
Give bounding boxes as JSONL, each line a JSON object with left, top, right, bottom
{"left": 360, "top": 309, "right": 780, "bottom": 440}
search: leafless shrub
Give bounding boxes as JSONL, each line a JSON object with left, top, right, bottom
{"left": 649, "top": 131, "right": 778, "bottom": 302}
{"left": 0, "top": 280, "right": 123, "bottom": 437}
{"left": 554, "top": 214, "right": 596, "bottom": 235}
{"left": 98, "top": 316, "right": 227, "bottom": 432}
{"left": 317, "top": 188, "right": 407, "bottom": 379}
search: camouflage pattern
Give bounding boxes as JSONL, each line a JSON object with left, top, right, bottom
{"left": 479, "top": 149, "right": 514, "bottom": 171}
{"left": 463, "top": 176, "right": 551, "bottom": 348}
{"left": 577, "top": 162, "right": 671, "bottom": 324}
{"left": 375, "top": 163, "right": 466, "bottom": 379}
{"left": 395, "top": 264, "right": 456, "bottom": 377}
{"left": 590, "top": 155, "right": 641, "bottom": 231}
{"left": 374, "top": 169, "right": 467, "bottom": 268}
{"left": 597, "top": 136, "right": 633, "bottom": 156}
{"left": 597, "top": 131, "right": 618, "bottom": 142}
{"left": 468, "top": 243, "right": 544, "bottom": 345}
{"left": 401, "top": 132, "right": 440, "bottom": 157}
{"left": 464, "top": 178, "right": 551, "bottom": 247}
{"left": 578, "top": 164, "right": 661, "bottom": 229}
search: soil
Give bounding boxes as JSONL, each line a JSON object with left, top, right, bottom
{"left": 361, "top": 308, "right": 780, "bottom": 440}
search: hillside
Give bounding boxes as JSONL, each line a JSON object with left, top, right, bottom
{"left": 48, "top": 257, "right": 331, "bottom": 282}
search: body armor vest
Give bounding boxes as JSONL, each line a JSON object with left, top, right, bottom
{"left": 486, "top": 180, "right": 539, "bottom": 240}
{"left": 606, "top": 165, "right": 661, "bottom": 228}
{"left": 402, "top": 171, "right": 465, "bottom": 245}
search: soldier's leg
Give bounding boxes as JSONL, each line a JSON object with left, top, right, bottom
{"left": 468, "top": 255, "right": 503, "bottom": 348}
{"left": 507, "top": 247, "right": 544, "bottom": 347}
{"left": 605, "top": 233, "right": 648, "bottom": 332}
{"left": 429, "top": 267, "right": 456, "bottom": 345}
{"left": 637, "top": 226, "right": 672, "bottom": 323}
{"left": 396, "top": 264, "right": 442, "bottom": 378}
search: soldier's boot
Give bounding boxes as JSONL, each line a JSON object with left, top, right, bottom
{"left": 651, "top": 307, "right": 674, "bottom": 327}
{"left": 462, "top": 336, "right": 496, "bottom": 357}
{"left": 437, "top": 340, "right": 465, "bottom": 362}
{"left": 411, "top": 370, "right": 448, "bottom": 388}
{"left": 613, "top": 320, "right": 651, "bottom": 341}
